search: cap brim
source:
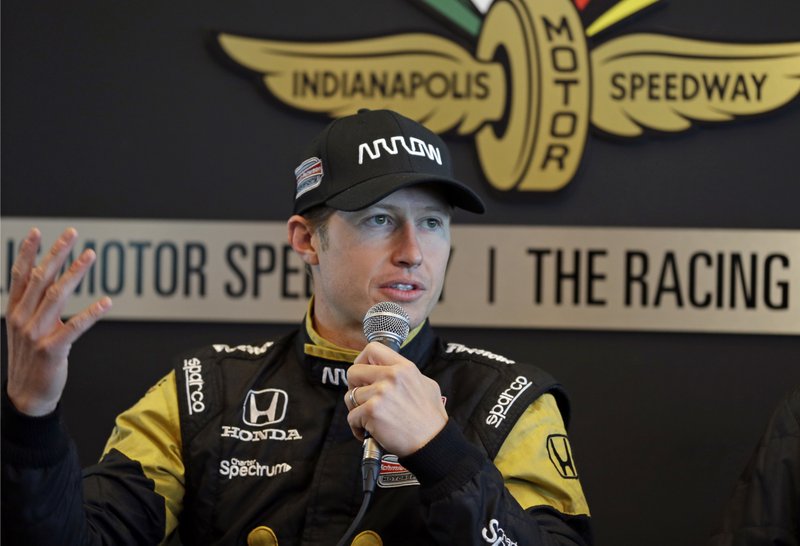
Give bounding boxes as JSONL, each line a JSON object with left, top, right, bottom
{"left": 324, "top": 173, "right": 485, "bottom": 214}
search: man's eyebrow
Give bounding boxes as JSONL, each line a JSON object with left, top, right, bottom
{"left": 366, "top": 204, "right": 451, "bottom": 214}
{"left": 420, "top": 204, "right": 451, "bottom": 213}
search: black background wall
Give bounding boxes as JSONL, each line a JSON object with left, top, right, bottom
{"left": 2, "top": 0, "right": 800, "bottom": 544}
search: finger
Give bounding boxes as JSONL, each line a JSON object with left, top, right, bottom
{"left": 354, "top": 342, "right": 408, "bottom": 367}
{"left": 17, "top": 228, "right": 79, "bottom": 318}
{"left": 346, "top": 363, "right": 391, "bottom": 389}
{"left": 350, "top": 353, "right": 415, "bottom": 388}
{"left": 345, "top": 403, "right": 368, "bottom": 442}
{"left": 345, "top": 385, "right": 372, "bottom": 411}
{"left": 32, "top": 249, "right": 98, "bottom": 332}
{"left": 345, "top": 387, "right": 357, "bottom": 411}
{"left": 49, "top": 296, "right": 112, "bottom": 348}
{"left": 6, "top": 228, "right": 42, "bottom": 309}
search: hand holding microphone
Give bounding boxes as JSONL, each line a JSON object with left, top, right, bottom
{"left": 338, "top": 304, "right": 449, "bottom": 546}
{"left": 345, "top": 302, "right": 448, "bottom": 458}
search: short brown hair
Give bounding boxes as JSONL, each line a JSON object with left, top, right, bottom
{"left": 302, "top": 205, "right": 335, "bottom": 251}
{"left": 301, "top": 205, "right": 336, "bottom": 284}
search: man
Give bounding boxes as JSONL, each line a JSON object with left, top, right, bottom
{"left": 2, "top": 109, "right": 591, "bottom": 545}
{"left": 708, "top": 385, "right": 800, "bottom": 545}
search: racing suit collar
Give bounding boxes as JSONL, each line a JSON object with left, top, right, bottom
{"left": 301, "top": 297, "right": 427, "bottom": 363}
{"left": 297, "top": 303, "right": 438, "bottom": 389}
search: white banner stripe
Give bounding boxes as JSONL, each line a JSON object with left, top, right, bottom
{"left": 1, "top": 218, "right": 797, "bottom": 335}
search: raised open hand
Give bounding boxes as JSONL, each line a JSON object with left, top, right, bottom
{"left": 5, "top": 227, "right": 112, "bottom": 416}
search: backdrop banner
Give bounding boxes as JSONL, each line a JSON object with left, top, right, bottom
{"left": 2, "top": 218, "right": 797, "bottom": 334}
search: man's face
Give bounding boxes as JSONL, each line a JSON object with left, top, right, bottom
{"left": 310, "top": 186, "right": 452, "bottom": 348}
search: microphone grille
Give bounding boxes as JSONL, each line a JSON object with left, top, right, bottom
{"left": 363, "top": 302, "right": 410, "bottom": 345}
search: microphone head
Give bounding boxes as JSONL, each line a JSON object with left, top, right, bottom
{"left": 363, "top": 302, "right": 410, "bottom": 348}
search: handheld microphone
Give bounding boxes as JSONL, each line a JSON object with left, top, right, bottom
{"left": 359, "top": 302, "right": 410, "bottom": 493}
{"left": 363, "top": 301, "right": 410, "bottom": 352}
{"left": 336, "top": 302, "right": 411, "bottom": 546}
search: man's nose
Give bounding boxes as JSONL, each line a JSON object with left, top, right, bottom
{"left": 393, "top": 222, "right": 423, "bottom": 268}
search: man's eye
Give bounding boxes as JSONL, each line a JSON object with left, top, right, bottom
{"left": 371, "top": 215, "right": 389, "bottom": 225}
{"left": 424, "top": 218, "right": 442, "bottom": 229}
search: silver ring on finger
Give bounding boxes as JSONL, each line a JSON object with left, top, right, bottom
{"left": 349, "top": 386, "right": 361, "bottom": 408}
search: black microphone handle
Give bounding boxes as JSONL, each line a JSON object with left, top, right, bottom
{"left": 360, "top": 328, "right": 404, "bottom": 493}
{"left": 358, "top": 302, "right": 409, "bottom": 494}
{"left": 368, "top": 334, "right": 401, "bottom": 352}
{"left": 360, "top": 335, "right": 396, "bottom": 494}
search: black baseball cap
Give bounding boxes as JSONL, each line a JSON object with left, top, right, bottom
{"left": 292, "top": 109, "right": 485, "bottom": 215}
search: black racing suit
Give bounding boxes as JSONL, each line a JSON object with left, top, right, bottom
{"left": 708, "top": 385, "right": 799, "bottom": 546}
{"left": 2, "top": 320, "right": 592, "bottom": 545}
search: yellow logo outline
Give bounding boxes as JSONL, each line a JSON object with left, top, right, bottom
{"left": 217, "top": 0, "right": 800, "bottom": 192}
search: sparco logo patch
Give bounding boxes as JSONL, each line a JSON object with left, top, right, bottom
{"left": 183, "top": 357, "right": 205, "bottom": 415}
{"left": 486, "top": 376, "right": 532, "bottom": 428}
{"left": 243, "top": 388, "right": 288, "bottom": 426}
{"left": 219, "top": 458, "right": 292, "bottom": 479}
{"left": 220, "top": 425, "right": 302, "bottom": 442}
{"left": 377, "top": 454, "right": 420, "bottom": 488}
{"left": 547, "top": 434, "right": 579, "bottom": 479}
{"left": 481, "top": 519, "right": 517, "bottom": 546}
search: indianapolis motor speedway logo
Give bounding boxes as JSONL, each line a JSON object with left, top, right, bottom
{"left": 216, "top": 0, "right": 800, "bottom": 192}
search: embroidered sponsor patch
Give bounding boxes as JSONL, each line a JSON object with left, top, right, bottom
{"left": 212, "top": 342, "right": 273, "bottom": 355}
{"left": 219, "top": 458, "right": 292, "bottom": 479}
{"left": 183, "top": 357, "right": 205, "bottom": 415}
{"left": 220, "top": 425, "right": 302, "bottom": 442}
{"left": 377, "top": 454, "right": 420, "bottom": 488}
{"left": 546, "top": 434, "right": 579, "bottom": 479}
{"left": 357, "top": 135, "right": 442, "bottom": 165}
{"left": 218, "top": 388, "right": 303, "bottom": 442}
{"left": 445, "top": 343, "right": 515, "bottom": 364}
{"left": 294, "top": 156, "right": 323, "bottom": 198}
{"left": 321, "top": 366, "right": 348, "bottom": 386}
{"left": 481, "top": 518, "right": 517, "bottom": 545}
{"left": 243, "top": 388, "right": 288, "bottom": 427}
{"left": 486, "top": 376, "right": 532, "bottom": 428}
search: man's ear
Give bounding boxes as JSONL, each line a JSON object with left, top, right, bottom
{"left": 287, "top": 215, "right": 320, "bottom": 265}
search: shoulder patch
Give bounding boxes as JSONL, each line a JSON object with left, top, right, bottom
{"left": 546, "top": 434, "right": 580, "bottom": 479}
{"left": 485, "top": 375, "right": 534, "bottom": 429}
{"left": 445, "top": 343, "right": 515, "bottom": 364}
{"left": 212, "top": 342, "right": 274, "bottom": 355}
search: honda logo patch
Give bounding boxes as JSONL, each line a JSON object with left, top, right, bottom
{"left": 243, "top": 389, "right": 288, "bottom": 427}
{"left": 546, "top": 434, "right": 579, "bottom": 479}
